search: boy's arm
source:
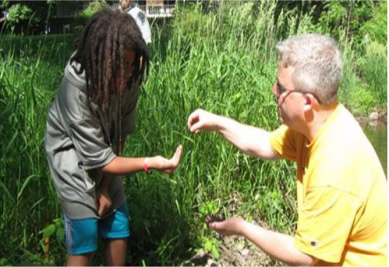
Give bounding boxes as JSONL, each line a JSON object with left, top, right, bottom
{"left": 101, "top": 145, "right": 182, "bottom": 175}
{"left": 97, "top": 135, "right": 126, "bottom": 216}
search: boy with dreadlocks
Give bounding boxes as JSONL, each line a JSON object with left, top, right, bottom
{"left": 45, "top": 8, "right": 182, "bottom": 266}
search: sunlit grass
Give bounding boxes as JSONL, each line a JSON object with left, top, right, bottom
{"left": 0, "top": 2, "right": 385, "bottom": 266}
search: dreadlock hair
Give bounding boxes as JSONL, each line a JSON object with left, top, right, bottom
{"left": 70, "top": 8, "right": 149, "bottom": 113}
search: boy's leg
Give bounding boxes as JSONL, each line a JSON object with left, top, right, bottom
{"left": 66, "top": 253, "right": 93, "bottom": 266}
{"left": 104, "top": 238, "right": 127, "bottom": 266}
{"left": 99, "top": 202, "right": 131, "bottom": 266}
{"left": 63, "top": 215, "right": 98, "bottom": 266}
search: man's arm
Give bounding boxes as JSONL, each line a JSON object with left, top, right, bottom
{"left": 187, "top": 109, "right": 279, "bottom": 160}
{"left": 208, "top": 217, "right": 317, "bottom": 266}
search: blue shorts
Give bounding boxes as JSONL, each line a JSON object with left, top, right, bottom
{"left": 63, "top": 202, "right": 130, "bottom": 255}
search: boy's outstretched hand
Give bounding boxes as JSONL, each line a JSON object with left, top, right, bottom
{"left": 206, "top": 215, "right": 246, "bottom": 237}
{"left": 151, "top": 145, "right": 183, "bottom": 174}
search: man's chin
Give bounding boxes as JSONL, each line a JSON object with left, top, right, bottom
{"left": 277, "top": 114, "right": 284, "bottom": 124}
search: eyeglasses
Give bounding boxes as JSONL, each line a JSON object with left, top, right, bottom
{"left": 275, "top": 80, "right": 321, "bottom": 105}
{"left": 275, "top": 80, "right": 299, "bottom": 105}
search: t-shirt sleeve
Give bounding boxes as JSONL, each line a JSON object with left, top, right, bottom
{"left": 69, "top": 119, "right": 116, "bottom": 170}
{"left": 294, "top": 186, "right": 361, "bottom": 263}
{"left": 269, "top": 124, "right": 299, "bottom": 161}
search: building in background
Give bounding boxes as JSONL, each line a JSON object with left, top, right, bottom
{"left": 50, "top": 0, "right": 176, "bottom": 33}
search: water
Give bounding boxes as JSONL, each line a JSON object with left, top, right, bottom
{"left": 361, "top": 121, "right": 387, "bottom": 176}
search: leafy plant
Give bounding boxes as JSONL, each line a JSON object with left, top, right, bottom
{"left": 357, "top": 41, "right": 387, "bottom": 105}
{"left": 346, "top": 84, "right": 376, "bottom": 116}
{"left": 360, "top": 1, "right": 387, "bottom": 44}
{"left": 203, "top": 237, "right": 220, "bottom": 260}
{"left": 6, "top": 3, "right": 40, "bottom": 33}
{"left": 40, "top": 218, "right": 65, "bottom": 245}
{"left": 78, "top": 1, "right": 108, "bottom": 22}
{"left": 39, "top": 218, "right": 66, "bottom": 265}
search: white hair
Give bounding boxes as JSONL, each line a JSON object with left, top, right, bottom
{"left": 276, "top": 34, "right": 343, "bottom": 105}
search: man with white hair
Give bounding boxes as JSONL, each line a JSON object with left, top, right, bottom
{"left": 187, "top": 34, "right": 387, "bottom": 266}
{"left": 119, "top": 0, "right": 151, "bottom": 45}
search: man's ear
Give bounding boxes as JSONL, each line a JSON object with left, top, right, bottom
{"left": 303, "top": 93, "right": 316, "bottom": 112}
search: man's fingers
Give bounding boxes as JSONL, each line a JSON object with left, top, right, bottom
{"left": 188, "top": 111, "right": 204, "bottom": 133}
{"left": 187, "top": 114, "right": 195, "bottom": 130}
{"left": 189, "top": 122, "right": 203, "bottom": 134}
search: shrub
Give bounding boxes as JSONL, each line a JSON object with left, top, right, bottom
{"left": 358, "top": 41, "right": 387, "bottom": 106}
{"left": 6, "top": 3, "right": 40, "bottom": 34}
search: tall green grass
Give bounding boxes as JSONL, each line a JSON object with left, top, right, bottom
{"left": 0, "top": 2, "right": 386, "bottom": 266}
{"left": 0, "top": 33, "right": 75, "bottom": 265}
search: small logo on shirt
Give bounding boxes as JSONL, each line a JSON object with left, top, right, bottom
{"left": 310, "top": 240, "right": 318, "bottom": 247}
{"left": 137, "top": 11, "right": 145, "bottom": 23}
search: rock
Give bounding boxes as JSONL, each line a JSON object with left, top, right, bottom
{"left": 241, "top": 248, "right": 250, "bottom": 256}
{"left": 369, "top": 112, "right": 379, "bottom": 121}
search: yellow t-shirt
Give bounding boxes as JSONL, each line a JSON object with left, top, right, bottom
{"left": 270, "top": 104, "right": 387, "bottom": 266}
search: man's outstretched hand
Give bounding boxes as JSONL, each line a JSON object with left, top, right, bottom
{"left": 187, "top": 109, "right": 220, "bottom": 134}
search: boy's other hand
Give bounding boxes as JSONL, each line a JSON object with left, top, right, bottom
{"left": 96, "top": 188, "right": 112, "bottom": 217}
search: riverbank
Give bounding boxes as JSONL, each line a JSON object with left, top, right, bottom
{"left": 357, "top": 109, "right": 387, "bottom": 175}
{"left": 356, "top": 108, "right": 387, "bottom": 127}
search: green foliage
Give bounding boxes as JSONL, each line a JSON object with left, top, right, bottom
{"left": 357, "top": 41, "right": 387, "bottom": 106}
{"left": 6, "top": 3, "right": 40, "bottom": 32}
{"left": 0, "top": 1, "right": 386, "bottom": 266}
{"left": 0, "top": 33, "right": 71, "bottom": 266}
{"left": 346, "top": 84, "right": 376, "bottom": 116}
{"left": 360, "top": 2, "right": 387, "bottom": 44}
{"left": 74, "top": 1, "right": 108, "bottom": 32}
{"left": 203, "top": 237, "right": 220, "bottom": 260}
{"left": 0, "top": 257, "right": 11, "bottom": 266}
{"left": 317, "top": 1, "right": 385, "bottom": 49}
{"left": 79, "top": 1, "right": 108, "bottom": 21}
{"left": 0, "top": 0, "right": 10, "bottom": 9}
{"left": 319, "top": 1, "right": 348, "bottom": 28}
{"left": 199, "top": 201, "right": 219, "bottom": 217}
{"left": 173, "top": 3, "right": 208, "bottom": 40}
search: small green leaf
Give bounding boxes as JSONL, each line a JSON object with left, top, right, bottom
{"left": 211, "top": 246, "right": 220, "bottom": 260}
{"left": 204, "top": 240, "right": 212, "bottom": 251}
{"left": 0, "top": 258, "right": 9, "bottom": 266}
{"left": 43, "top": 224, "right": 56, "bottom": 239}
{"left": 56, "top": 227, "right": 65, "bottom": 241}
